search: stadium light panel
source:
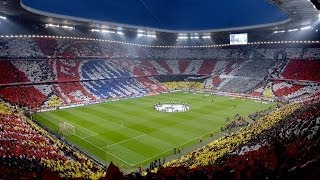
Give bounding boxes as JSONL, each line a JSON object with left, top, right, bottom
{"left": 116, "top": 31, "right": 124, "bottom": 35}
{"left": 300, "top": 26, "right": 312, "bottom": 30}
{"left": 273, "top": 30, "right": 285, "bottom": 33}
{"left": 146, "top": 34, "right": 156, "bottom": 38}
{"left": 202, "top": 35, "right": 211, "bottom": 39}
{"left": 101, "top": 29, "right": 115, "bottom": 33}
{"left": 45, "top": 23, "right": 60, "bottom": 28}
{"left": 178, "top": 33, "right": 188, "bottom": 39}
{"left": 0, "top": 15, "right": 6, "bottom": 20}
{"left": 177, "top": 33, "right": 188, "bottom": 39}
{"left": 61, "top": 25, "right": 75, "bottom": 30}
{"left": 288, "top": 29, "right": 299, "bottom": 32}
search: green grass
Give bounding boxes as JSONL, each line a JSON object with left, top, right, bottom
{"left": 32, "top": 92, "right": 275, "bottom": 171}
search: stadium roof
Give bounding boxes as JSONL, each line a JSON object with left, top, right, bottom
{"left": 20, "top": 0, "right": 290, "bottom": 32}
{"left": 0, "top": 0, "right": 318, "bottom": 34}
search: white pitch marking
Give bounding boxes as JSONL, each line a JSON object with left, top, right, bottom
{"left": 75, "top": 133, "right": 135, "bottom": 166}
{"left": 37, "top": 113, "right": 98, "bottom": 136}
{"left": 131, "top": 127, "right": 222, "bottom": 166}
{"left": 75, "top": 109, "right": 146, "bottom": 136}
{"left": 103, "top": 134, "right": 145, "bottom": 149}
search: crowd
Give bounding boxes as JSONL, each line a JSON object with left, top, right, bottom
{"left": 0, "top": 39, "right": 319, "bottom": 110}
{"left": 219, "top": 78, "right": 263, "bottom": 94}
{"left": 282, "top": 59, "right": 320, "bottom": 82}
{"left": 0, "top": 85, "right": 48, "bottom": 108}
{"left": 1, "top": 37, "right": 320, "bottom": 60}
{"left": 248, "top": 107, "right": 273, "bottom": 121}
{"left": 0, "top": 38, "right": 44, "bottom": 58}
{"left": 162, "top": 81, "right": 204, "bottom": 90}
{"left": 0, "top": 103, "right": 106, "bottom": 179}
{"left": 258, "top": 81, "right": 320, "bottom": 102}
{"left": 0, "top": 36, "right": 319, "bottom": 178}
{"left": 221, "top": 116, "right": 249, "bottom": 131}
{"left": 234, "top": 60, "right": 274, "bottom": 78}
{"left": 0, "top": 57, "right": 319, "bottom": 108}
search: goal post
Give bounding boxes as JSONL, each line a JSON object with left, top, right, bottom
{"left": 59, "top": 122, "right": 75, "bottom": 135}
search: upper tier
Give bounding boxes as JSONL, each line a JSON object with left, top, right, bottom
{"left": 0, "top": 37, "right": 320, "bottom": 59}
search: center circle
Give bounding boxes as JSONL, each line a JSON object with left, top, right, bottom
{"left": 154, "top": 103, "right": 190, "bottom": 113}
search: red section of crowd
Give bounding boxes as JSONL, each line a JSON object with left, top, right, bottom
{"left": 273, "top": 83, "right": 304, "bottom": 97}
{"left": 33, "top": 37, "right": 58, "bottom": 56}
{"left": 282, "top": 59, "right": 320, "bottom": 82}
{"left": 178, "top": 60, "right": 190, "bottom": 74}
{"left": 0, "top": 105, "right": 106, "bottom": 178}
{"left": 0, "top": 114, "right": 66, "bottom": 161}
{"left": 0, "top": 86, "right": 47, "bottom": 108}
{"left": 0, "top": 60, "right": 30, "bottom": 85}
{"left": 198, "top": 59, "right": 217, "bottom": 75}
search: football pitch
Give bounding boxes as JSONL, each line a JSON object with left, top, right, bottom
{"left": 32, "top": 92, "right": 276, "bottom": 170}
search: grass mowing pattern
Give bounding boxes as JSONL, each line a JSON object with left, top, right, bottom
{"left": 33, "top": 92, "right": 275, "bottom": 170}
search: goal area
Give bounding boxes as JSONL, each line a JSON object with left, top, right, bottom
{"left": 59, "top": 122, "right": 75, "bottom": 135}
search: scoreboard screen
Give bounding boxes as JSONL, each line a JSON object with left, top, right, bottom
{"left": 230, "top": 33, "right": 248, "bottom": 45}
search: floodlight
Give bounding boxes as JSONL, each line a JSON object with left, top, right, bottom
{"left": 202, "top": 35, "right": 211, "bottom": 39}
{"left": 300, "top": 26, "right": 312, "bottom": 30}
{"left": 288, "top": 29, "right": 299, "bottom": 32}
{"left": 116, "top": 31, "right": 124, "bottom": 35}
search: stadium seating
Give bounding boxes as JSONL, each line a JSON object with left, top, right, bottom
{"left": 33, "top": 37, "right": 57, "bottom": 57}
{"left": 0, "top": 38, "right": 44, "bottom": 58}
{"left": 0, "top": 86, "right": 48, "bottom": 108}
{"left": 1, "top": 38, "right": 319, "bottom": 107}
{"left": 281, "top": 59, "right": 320, "bottom": 82}
{"left": 219, "top": 78, "right": 263, "bottom": 93}
{"left": 162, "top": 81, "right": 204, "bottom": 90}
{"left": 0, "top": 37, "right": 319, "bottom": 108}
{"left": 0, "top": 60, "right": 31, "bottom": 85}
{"left": 0, "top": 36, "right": 320, "bottom": 179}
{"left": 0, "top": 103, "right": 106, "bottom": 178}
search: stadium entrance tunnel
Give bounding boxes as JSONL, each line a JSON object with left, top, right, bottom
{"left": 154, "top": 103, "right": 190, "bottom": 113}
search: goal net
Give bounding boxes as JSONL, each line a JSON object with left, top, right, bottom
{"left": 59, "top": 122, "right": 75, "bottom": 135}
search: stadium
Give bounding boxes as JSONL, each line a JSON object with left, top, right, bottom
{"left": 0, "top": 0, "right": 320, "bottom": 179}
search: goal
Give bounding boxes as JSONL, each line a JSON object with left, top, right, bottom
{"left": 59, "top": 122, "right": 75, "bottom": 135}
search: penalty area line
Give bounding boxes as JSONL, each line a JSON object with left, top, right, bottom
{"left": 102, "top": 134, "right": 145, "bottom": 149}
{"left": 74, "top": 133, "right": 135, "bottom": 166}
{"left": 76, "top": 109, "right": 146, "bottom": 136}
